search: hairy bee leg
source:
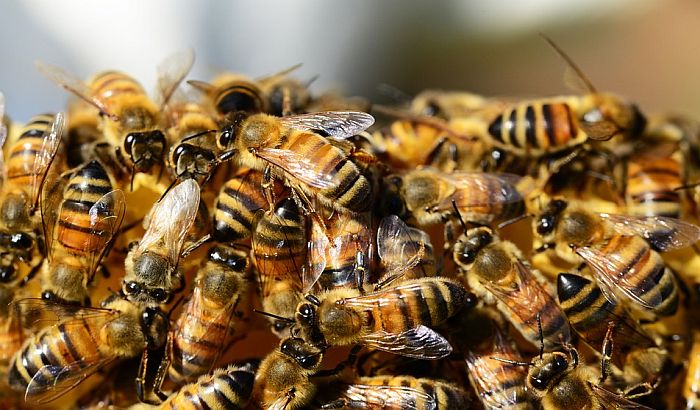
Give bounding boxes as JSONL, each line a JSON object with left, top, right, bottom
{"left": 261, "top": 165, "right": 277, "bottom": 212}
{"left": 320, "top": 398, "right": 350, "bottom": 409}
{"left": 623, "top": 382, "right": 657, "bottom": 399}
{"left": 152, "top": 337, "right": 173, "bottom": 402}
{"left": 600, "top": 322, "right": 616, "bottom": 384}
{"left": 181, "top": 234, "right": 212, "bottom": 259}
{"left": 291, "top": 185, "right": 329, "bottom": 236}
{"left": 136, "top": 348, "right": 161, "bottom": 405}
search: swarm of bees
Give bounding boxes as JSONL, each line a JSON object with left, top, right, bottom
{"left": 2, "top": 35, "right": 700, "bottom": 409}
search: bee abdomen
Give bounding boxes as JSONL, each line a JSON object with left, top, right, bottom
{"left": 91, "top": 71, "right": 144, "bottom": 102}
{"left": 6, "top": 114, "right": 55, "bottom": 184}
{"left": 163, "top": 365, "right": 255, "bottom": 410}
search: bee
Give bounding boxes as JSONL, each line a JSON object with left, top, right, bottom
{"left": 410, "top": 89, "right": 490, "bottom": 119}
{"left": 122, "top": 179, "right": 200, "bottom": 308}
{"left": 306, "top": 211, "right": 372, "bottom": 292}
{"left": 7, "top": 297, "right": 168, "bottom": 404}
{"left": 37, "top": 50, "right": 194, "bottom": 186}
{"left": 484, "top": 36, "right": 646, "bottom": 158}
{"left": 452, "top": 225, "right": 571, "bottom": 349}
{"left": 40, "top": 160, "right": 126, "bottom": 305}
{"left": 252, "top": 197, "right": 306, "bottom": 337}
{"left": 253, "top": 337, "right": 324, "bottom": 410}
{"left": 534, "top": 198, "right": 700, "bottom": 318}
{"left": 188, "top": 72, "right": 267, "bottom": 117}
{"left": 524, "top": 347, "right": 653, "bottom": 410}
{"left": 396, "top": 168, "right": 525, "bottom": 230}
{"left": 64, "top": 99, "right": 104, "bottom": 168}
{"left": 557, "top": 272, "right": 656, "bottom": 367}
{"left": 0, "top": 110, "right": 64, "bottom": 283}
{"left": 165, "top": 245, "right": 249, "bottom": 385}
{"left": 294, "top": 277, "right": 467, "bottom": 358}
{"left": 214, "top": 111, "right": 375, "bottom": 213}
{"left": 318, "top": 376, "right": 471, "bottom": 409}
{"left": 131, "top": 363, "right": 256, "bottom": 410}
{"left": 257, "top": 64, "right": 312, "bottom": 116}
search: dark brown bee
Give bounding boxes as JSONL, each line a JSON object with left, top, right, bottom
{"left": 188, "top": 72, "right": 268, "bottom": 116}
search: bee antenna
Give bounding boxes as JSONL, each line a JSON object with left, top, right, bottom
{"left": 180, "top": 129, "right": 217, "bottom": 143}
{"left": 158, "top": 177, "right": 181, "bottom": 203}
{"left": 305, "top": 294, "right": 321, "bottom": 306}
{"left": 496, "top": 213, "right": 531, "bottom": 230}
{"left": 537, "top": 313, "right": 544, "bottom": 359}
{"left": 129, "top": 166, "right": 136, "bottom": 192}
{"left": 490, "top": 357, "right": 531, "bottom": 367}
{"left": 674, "top": 181, "right": 700, "bottom": 191}
{"left": 253, "top": 309, "right": 294, "bottom": 323}
{"left": 539, "top": 33, "right": 597, "bottom": 94}
{"left": 452, "top": 200, "right": 468, "bottom": 231}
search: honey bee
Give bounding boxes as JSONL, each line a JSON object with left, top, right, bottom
{"left": 318, "top": 375, "right": 471, "bottom": 409}
{"left": 253, "top": 337, "right": 324, "bottom": 410}
{"left": 294, "top": 277, "right": 467, "bottom": 358}
{"left": 131, "top": 363, "right": 256, "bottom": 410}
{"left": 534, "top": 198, "right": 700, "bottom": 318}
{"left": 0, "top": 111, "right": 64, "bottom": 283}
{"left": 188, "top": 72, "right": 268, "bottom": 116}
{"left": 396, "top": 168, "right": 525, "bottom": 229}
{"left": 7, "top": 296, "right": 168, "bottom": 404}
{"left": 524, "top": 347, "right": 653, "bottom": 410}
{"left": 165, "top": 245, "right": 249, "bottom": 385}
{"left": 40, "top": 160, "right": 125, "bottom": 305}
{"left": 252, "top": 197, "right": 306, "bottom": 337}
{"left": 37, "top": 50, "right": 194, "bottom": 186}
{"left": 452, "top": 226, "right": 571, "bottom": 349}
{"left": 483, "top": 36, "right": 646, "bottom": 158}
{"left": 122, "top": 179, "right": 200, "bottom": 308}
{"left": 409, "top": 89, "right": 490, "bottom": 119}
{"left": 214, "top": 111, "right": 375, "bottom": 213}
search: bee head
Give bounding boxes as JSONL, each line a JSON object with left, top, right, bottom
{"left": 528, "top": 351, "right": 572, "bottom": 392}
{"left": 536, "top": 199, "right": 567, "bottom": 236}
{"left": 454, "top": 227, "right": 493, "bottom": 267}
{"left": 124, "top": 130, "right": 165, "bottom": 172}
{"left": 280, "top": 337, "right": 323, "bottom": 370}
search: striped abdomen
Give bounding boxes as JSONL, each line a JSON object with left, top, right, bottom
{"left": 168, "top": 287, "right": 237, "bottom": 385}
{"left": 56, "top": 160, "right": 114, "bottom": 253}
{"left": 252, "top": 198, "right": 306, "bottom": 287}
{"left": 365, "top": 278, "right": 465, "bottom": 334}
{"left": 6, "top": 113, "right": 55, "bottom": 188}
{"left": 557, "top": 273, "right": 654, "bottom": 365}
{"left": 625, "top": 152, "right": 682, "bottom": 218}
{"left": 316, "top": 213, "right": 371, "bottom": 290}
{"left": 488, "top": 101, "right": 583, "bottom": 156}
{"left": 212, "top": 80, "right": 266, "bottom": 116}
{"left": 213, "top": 170, "right": 285, "bottom": 243}
{"left": 283, "top": 131, "right": 371, "bottom": 212}
{"left": 449, "top": 176, "right": 525, "bottom": 226}
{"left": 161, "top": 365, "right": 255, "bottom": 410}
{"left": 594, "top": 234, "right": 678, "bottom": 316}
{"left": 345, "top": 376, "right": 470, "bottom": 410}
{"left": 7, "top": 317, "right": 104, "bottom": 392}
{"left": 90, "top": 71, "right": 146, "bottom": 106}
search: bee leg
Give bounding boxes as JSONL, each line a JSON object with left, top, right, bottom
{"left": 320, "top": 399, "right": 352, "bottom": 409}
{"left": 152, "top": 337, "right": 173, "bottom": 402}
{"left": 292, "top": 185, "right": 329, "bottom": 236}
{"left": 354, "top": 251, "right": 367, "bottom": 295}
{"left": 261, "top": 165, "right": 277, "bottom": 211}
{"left": 20, "top": 260, "right": 43, "bottom": 287}
{"left": 136, "top": 348, "right": 159, "bottom": 405}
{"left": 599, "top": 321, "right": 616, "bottom": 384}
{"left": 373, "top": 272, "right": 404, "bottom": 292}
{"left": 622, "top": 382, "right": 657, "bottom": 399}
{"left": 181, "top": 234, "right": 212, "bottom": 259}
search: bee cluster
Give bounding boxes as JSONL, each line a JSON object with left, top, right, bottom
{"left": 0, "top": 38, "right": 699, "bottom": 409}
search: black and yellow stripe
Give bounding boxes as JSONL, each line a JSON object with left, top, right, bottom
{"left": 6, "top": 113, "right": 55, "bottom": 187}
{"left": 162, "top": 364, "right": 255, "bottom": 410}
{"left": 349, "top": 376, "right": 470, "bottom": 410}
{"left": 625, "top": 152, "right": 682, "bottom": 218}
{"left": 91, "top": 71, "right": 145, "bottom": 103}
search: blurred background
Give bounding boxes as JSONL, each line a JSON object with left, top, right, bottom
{"left": 1, "top": 0, "right": 699, "bottom": 120}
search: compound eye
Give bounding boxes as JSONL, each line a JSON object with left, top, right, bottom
{"left": 124, "top": 134, "right": 137, "bottom": 156}
{"left": 124, "top": 281, "right": 141, "bottom": 295}
{"left": 0, "top": 266, "right": 14, "bottom": 283}
{"left": 553, "top": 355, "right": 568, "bottom": 372}
{"left": 298, "top": 303, "right": 313, "bottom": 318}
{"left": 537, "top": 216, "right": 555, "bottom": 235}
{"left": 458, "top": 249, "right": 477, "bottom": 265}
{"left": 529, "top": 375, "right": 547, "bottom": 391}
{"left": 298, "top": 354, "right": 319, "bottom": 369}
{"left": 11, "top": 233, "right": 32, "bottom": 249}
{"left": 149, "top": 288, "right": 169, "bottom": 303}
{"left": 218, "top": 129, "right": 232, "bottom": 148}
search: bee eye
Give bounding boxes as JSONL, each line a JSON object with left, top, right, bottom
{"left": 124, "top": 133, "right": 137, "bottom": 155}
{"left": 529, "top": 375, "right": 547, "bottom": 391}
{"left": 552, "top": 355, "right": 568, "bottom": 371}
{"left": 299, "top": 303, "right": 313, "bottom": 318}
{"left": 298, "top": 355, "right": 319, "bottom": 369}
{"left": 459, "top": 249, "right": 477, "bottom": 265}
{"left": 124, "top": 281, "right": 141, "bottom": 295}
{"left": 218, "top": 129, "right": 232, "bottom": 148}
{"left": 537, "top": 215, "right": 555, "bottom": 235}
{"left": 149, "top": 289, "right": 169, "bottom": 303}
{"left": 274, "top": 321, "right": 289, "bottom": 332}
{"left": 0, "top": 266, "right": 14, "bottom": 283}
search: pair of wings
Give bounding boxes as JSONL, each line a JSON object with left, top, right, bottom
{"left": 575, "top": 213, "right": 700, "bottom": 311}
{"left": 132, "top": 179, "right": 201, "bottom": 268}
{"left": 316, "top": 383, "right": 439, "bottom": 410}
{"left": 36, "top": 49, "right": 194, "bottom": 122}
{"left": 253, "top": 111, "right": 374, "bottom": 190}
{"left": 484, "top": 260, "right": 571, "bottom": 347}
{"left": 11, "top": 299, "right": 123, "bottom": 404}
{"left": 41, "top": 172, "right": 125, "bottom": 279}
{"left": 429, "top": 171, "right": 524, "bottom": 214}
{"left": 0, "top": 96, "right": 64, "bottom": 210}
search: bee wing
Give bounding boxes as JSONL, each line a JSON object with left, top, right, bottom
{"left": 278, "top": 111, "right": 375, "bottom": 139}
{"left": 41, "top": 170, "right": 73, "bottom": 261}
{"left": 590, "top": 383, "right": 655, "bottom": 409}
{"left": 485, "top": 261, "right": 570, "bottom": 344}
{"left": 303, "top": 217, "right": 327, "bottom": 293}
{"left": 11, "top": 298, "right": 117, "bottom": 328}
{"left": 255, "top": 148, "right": 337, "bottom": 189}
{"left": 35, "top": 62, "right": 118, "bottom": 120}
{"left": 30, "top": 112, "right": 64, "bottom": 209}
{"left": 575, "top": 245, "right": 659, "bottom": 311}
{"left": 256, "top": 63, "right": 303, "bottom": 84}
{"left": 83, "top": 190, "right": 127, "bottom": 279}
{"left": 155, "top": 49, "right": 195, "bottom": 108}
{"left": 137, "top": 179, "right": 200, "bottom": 265}
{"left": 337, "top": 383, "right": 437, "bottom": 410}
{"left": 360, "top": 325, "right": 453, "bottom": 359}
{"left": 376, "top": 215, "right": 429, "bottom": 280}
{"left": 580, "top": 120, "right": 618, "bottom": 141}
{"left": 25, "top": 357, "right": 117, "bottom": 404}
{"left": 434, "top": 172, "right": 523, "bottom": 211}
{"left": 599, "top": 213, "right": 700, "bottom": 252}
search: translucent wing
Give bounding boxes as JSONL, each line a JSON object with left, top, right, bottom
{"left": 590, "top": 384, "right": 655, "bottom": 409}
{"left": 337, "top": 383, "right": 437, "bottom": 410}
{"left": 599, "top": 213, "right": 700, "bottom": 252}
{"left": 255, "top": 148, "right": 336, "bottom": 189}
{"left": 35, "top": 61, "right": 117, "bottom": 120}
{"left": 580, "top": 120, "right": 618, "bottom": 141}
{"left": 434, "top": 172, "right": 523, "bottom": 211}
{"left": 360, "top": 325, "right": 453, "bottom": 359}
{"left": 257, "top": 63, "right": 303, "bottom": 84}
{"left": 303, "top": 217, "right": 327, "bottom": 293}
{"left": 155, "top": 49, "right": 195, "bottom": 108}
{"left": 485, "top": 261, "right": 571, "bottom": 346}
{"left": 137, "top": 179, "right": 200, "bottom": 266}
{"left": 30, "top": 112, "right": 64, "bottom": 210}
{"left": 41, "top": 170, "right": 73, "bottom": 261}
{"left": 11, "top": 298, "right": 117, "bottom": 334}
{"left": 25, "top": 357, "right": 116, "bottom": 404}
{"left": 376, "top": 215, "right": 429, "bottom": 280}
{"left": 278, "top": 111, "right": 375, "bottom": 139}
{"left": 0, "top": 92, "right": 6, "bottom": 186}
{"left": 575, "top": 244, "right": 660, "bottom": 311}
{"left": 82, "top": 190, "right": 127, "bottom": 279}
